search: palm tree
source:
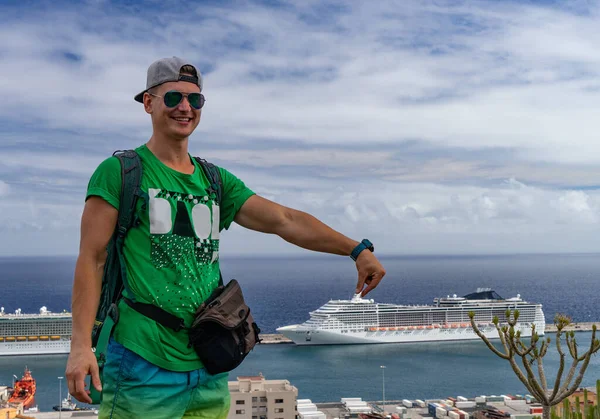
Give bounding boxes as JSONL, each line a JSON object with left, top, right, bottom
{"left": 468, "top": 311, "right": 599, "bottom": 419}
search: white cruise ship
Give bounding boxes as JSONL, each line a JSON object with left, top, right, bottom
{"left": 0, "top": 306, "right": 72, "bottom": 356}
{"left": 277, "top": 288, "right": 545, "bottom": 345}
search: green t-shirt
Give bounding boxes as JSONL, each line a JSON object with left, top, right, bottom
{"left": 86, "top": 144, "right": 255, "bottom": 371}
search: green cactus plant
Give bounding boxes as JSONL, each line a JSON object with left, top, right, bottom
{"left": 468, "top": 311, "right": 599, "bottom": 419}
{"left": 579, "top": 382, "right": 600, "bottom": 419}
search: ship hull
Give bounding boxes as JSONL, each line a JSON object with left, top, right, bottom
{"left": 277, "top": 323, "right": 546, "bottom": 345}
{"left": 1, "top": 309, "right": 72, "bottom": 356}
{"left": 0, "top": 340, "right": 70, "bottom": 356}
{"left": 53, "top": 407, "right": 93, "bottom": 412}
{"left": 9, "top": 395, "right": 35, "bottom": 408}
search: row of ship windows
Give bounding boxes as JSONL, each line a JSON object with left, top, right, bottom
{"left": 0, "top": 342, "right": 68, "bottom": 347}
{"left": 0, "top": 323, "right": 71, "bottom": 328}
{"left": 319, "top": 310, "right": 537, "bottom": 315}
{"left": 0, "top": 328, "right": 71, "bottom": 336}
{"left": 319, "top": 318, "right": 539, "bottom": 328}
{"left": 319, "top": 305, "right": 537, "bottom": 311}
{"left": 312, "top": 314, "right": 537, "bottom": 324}
{"left": 330, "top": 322, "right": 538, "bottom": 332}
{"left": 314, "top": 310, "right": 536, "bottom": 318}
{"left": 327, "top": 312, "right": 537, "bottom": 318}
{"left": 351, "top": 322, "right": 530, "bottom": 327}
{"left": 0, "top": 321, "right": 72, "bottom": 327}
{"left": 327, "top": 310, "right": 535, "bottom": 317}
{"left": 325, "top": 320, "right": 538, "bottom": 326}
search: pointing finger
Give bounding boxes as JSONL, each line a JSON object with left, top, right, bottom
{"left": 355, "top": 271, "right": 368, "bottom": 294}
{"left": 361, "top": 274, "right": 382, "bottom": 297}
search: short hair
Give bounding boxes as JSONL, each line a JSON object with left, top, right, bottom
{"left": 180, "top": 65, "right": 197, "bottom": 77}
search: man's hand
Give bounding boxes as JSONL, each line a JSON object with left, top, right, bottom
{"left": 65, "top": 344, "right": 102, "bottom": 404}
{"left": 355, "top": 251, "right": 386, "bottom": 297}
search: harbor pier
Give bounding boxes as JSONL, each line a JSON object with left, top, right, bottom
{"left": 543, "top": 321, "right": 597, "bottom": 333}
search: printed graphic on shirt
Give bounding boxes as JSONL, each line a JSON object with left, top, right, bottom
{"left": 149, "top": 187, "right": 220, "bottom": 264}
{"left": 146, "top": 188, "right": 220, "bottom": 308}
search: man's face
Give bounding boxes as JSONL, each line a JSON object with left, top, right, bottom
{"left": 144, "top": 80, "right": 202, "bottom": 140}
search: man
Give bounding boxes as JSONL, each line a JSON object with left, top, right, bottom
{"left": 65, "top": 56, "right": 386, "bottom": 419}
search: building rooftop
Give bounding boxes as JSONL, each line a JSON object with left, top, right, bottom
{"left": 228, "top": 374, "right": 298, "bottom": 394}
{"left": 236, "top": 376, "right": 266, "bottom": 381}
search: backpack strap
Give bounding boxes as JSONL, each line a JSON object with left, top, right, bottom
{"left": 194, "top": 157, "right": 224, "bottom": 286}
{"left": 113, "top": 149, "right": 146, "bottom": 299}
{"left": 90, "top": 150, "right": 145, "bottom": 404}
{"left": 194, "top": 157, "right": 222, "bottom": 206}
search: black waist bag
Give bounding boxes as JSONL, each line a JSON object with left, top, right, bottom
{"left": 124, "top": 279, "right": 261, "bottom": 375}
{"left": 188, "top": 279, "right": 262, "bottom": 375}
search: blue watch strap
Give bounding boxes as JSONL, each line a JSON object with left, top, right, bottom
{"left": 350, "top": 239, "right": 374, "bottom": 261}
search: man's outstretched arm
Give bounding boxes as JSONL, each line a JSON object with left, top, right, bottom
{"left": 234, "top": 195, "right": 386, "bottom": 296}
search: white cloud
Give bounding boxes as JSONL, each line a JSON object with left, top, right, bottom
{"left": 0, "top": 181, "right": 9, "bottom": 197}
{"left": 554, "top": 191, "right": 598, "bottom": 224}
{"left": 218, "top": 178, "right": 600, "bottom": 256}
{"left": 1, "top": 167, "right": 599, "bottom": 256}
{"left": 2, "top": 0, "right": 600, "bottom": 255}
{"left": 0, "top": 1, "right": 599, "bottom": 162}
{"left": 210, "top": 149, "right": 393, "bottom": 168}
{"left": 0, "top": 152, "right": 105, "bottom": 176}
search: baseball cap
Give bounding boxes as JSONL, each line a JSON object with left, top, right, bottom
{"left": 134, "top": 56, "right": 203, "bottom": 103}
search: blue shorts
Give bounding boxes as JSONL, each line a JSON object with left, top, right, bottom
{"left": 98, "top": 338, "right": 230, "bottom": 419}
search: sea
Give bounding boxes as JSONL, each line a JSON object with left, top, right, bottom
{"left": 1, "top": 253, "right": 599, "bottom": 412}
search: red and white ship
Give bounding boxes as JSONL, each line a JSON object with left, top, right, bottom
{"left": 8, "top": 367, "right": 36, "bottom": 408}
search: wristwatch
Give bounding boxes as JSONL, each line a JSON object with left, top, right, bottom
{"left": 350, "top": 239, "right": 374, "bottom": 261}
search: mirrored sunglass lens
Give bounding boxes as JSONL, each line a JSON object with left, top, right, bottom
{"left": 188, "top": 93, "right": 203, "bottom": 109}
{"left": 164, "top": 91, "right": 183, "bottom": 107}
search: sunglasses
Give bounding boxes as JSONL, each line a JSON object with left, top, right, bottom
{"left": 148, "top": 91, "right": 205, "bottom": 110}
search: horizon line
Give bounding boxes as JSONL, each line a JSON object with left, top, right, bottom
{"left": 1, "top": 251, "right": 600, "bottom": 260}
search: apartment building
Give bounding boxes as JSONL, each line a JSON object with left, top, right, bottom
{"left": 555, "top": 388, "right": 597, "bottom": 416}
{"left": 228, "top": 374, "right": 298, "bottom": 419}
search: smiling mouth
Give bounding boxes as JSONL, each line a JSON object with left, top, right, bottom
{"left": 172, "top": 117, "right": 192, "bottom": 123}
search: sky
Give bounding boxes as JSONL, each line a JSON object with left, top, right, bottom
{"left": 1, "top": 0, "right": 600, "bottom": 257}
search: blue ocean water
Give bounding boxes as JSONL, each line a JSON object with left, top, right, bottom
{"left": 0, "top": 253, "right": 599, "bottom": 412}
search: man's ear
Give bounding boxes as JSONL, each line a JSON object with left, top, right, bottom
{"left": 143, "top": 92, "right": 154, "bottom": 114}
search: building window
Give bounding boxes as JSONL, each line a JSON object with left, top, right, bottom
{"left": 236, "top": 410, "right": 245, "bottom": 414}
{"left": 252, "top": 397, "right": 258, "bottom": 402}
{"left": 236, "top": 400, "right": 245, "bottom": 405}
{"left": 260, "top": 397, "right": 267, "bottom": 403}
{"left": 275, "top": 408, "right": 284, "bottom": 413}
{"left": 275, "top": 399, "right": 284, "bottom": 403}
